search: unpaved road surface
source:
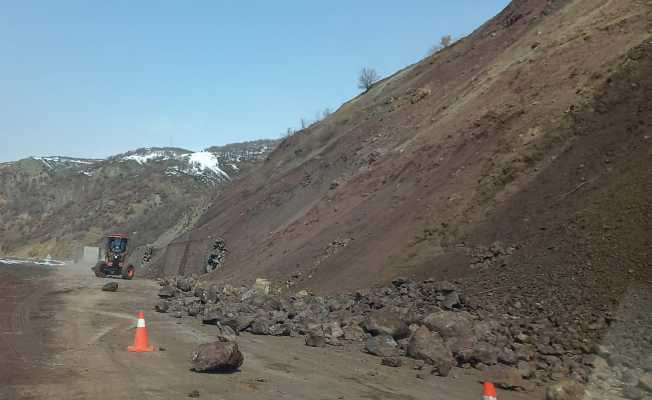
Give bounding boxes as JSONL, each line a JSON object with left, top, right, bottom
{"left": 1, "top": 262, "right": 539, "bottom": 400}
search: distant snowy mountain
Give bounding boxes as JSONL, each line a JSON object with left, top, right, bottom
{"left": 17, "top": 140, "right": 278, "bottom": 186}
{"left": 0, "top": 139, "right": 278, "bottom": 260}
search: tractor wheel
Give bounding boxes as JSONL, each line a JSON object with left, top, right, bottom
{"left": 122, "top": 265, "right": 135, "bottom": 280}
{"left": 93, "top": 262, "right": 106, "bottom": 278}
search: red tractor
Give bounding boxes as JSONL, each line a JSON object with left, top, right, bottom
{"left": 92, "top": 233, "right": 135, "bottom": 279}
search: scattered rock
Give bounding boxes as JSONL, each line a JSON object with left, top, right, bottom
{"left": 155, "top": 300, "right": 169, "bottom": 313}
{"left": 223, "top": 315, "right": 255, "bottom": 332}
{"left": 101, "top": 282, "right": 118, "bottom": 292}
{"left": 544, "top": 379, "right": 586, "bottom": 400}
{"left": 624, "top": 385, "right": 647, "bottom": 400}
{"left": 410, "top": 87, "right": 431, "bottom": 104}
{"left": 305, "top": 333, "right": 326, "bottom": 347}
{"left": 216, "top": 323, "right": 238, "bottom": 342}
{"left": 177, "top": 278, "right": 194, "bottom": 292}
{"left": 470, "top": 342, "right": 498, "bottom": 366}
{"left": 158, "top": 286, "right": 176, "bottom": 298}
{"left": 381, "top": 357, "right": 402, "bottom": 367}
{"left": 154, "top": 275, "right": 647, "bottom": 381}
{"left": 516, "top": 360, "right": 533, "bottom": 379}
{"left": 582, "top": 354, "right": 609, "bottom": 370}
{"left": 640, "top": 372, "right": 652, "bottom": 392}
{"left": 322, "top": 321, "right": 344, "bottom": 339}
{"left": 362, "top": 310, "right": 410, "bottom": 339}
{"left": 406, "top": 326, "right": 454, "bottom": 374}
{"left": 431, "top": 362, "right": 452, "bottom": 377}
{"left": 249, "top": 319, "right": 271, "bottom": 335}
{"left": 190, "top": 341, "right": 244, "bottom": 372}
{"left": 441, "top": 292, "right": 461, "bottom": 309}
{"left": 202, "top": 310, "right": 225, "bottom": 325}
{"left": 485, "top": 365, "right": 533, "bottom": 391}
{"left": 366, "top": 335, "right": 399, "bottom": 357}
{"left": 498, "top": 347, "right": 517, "bottom": 365}
{"left": 422, "top": 311, "right": 473, "bottom": 338}
{"left": 343, "top": 324, "right": 367, "bottom": 341}
{"left": 187, "top": 303, "right": 204, "bottom": 317}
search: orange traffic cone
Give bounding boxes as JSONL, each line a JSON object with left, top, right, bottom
{"left": 127, "top": 311, "right": 154, "bottom": 352}
{"left": 482, "top": 382, "right": 497, "bottom": 400}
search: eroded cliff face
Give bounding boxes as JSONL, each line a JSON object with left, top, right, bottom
{"left": 156, "top": 0, "right": 651, "bottom": 298}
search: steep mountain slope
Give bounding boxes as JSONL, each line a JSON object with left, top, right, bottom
{"left": 158, "top": 0, "right": 651, "bottom": 304}
{"left": 0, "top": 140, "right": 277, "bottom": 259}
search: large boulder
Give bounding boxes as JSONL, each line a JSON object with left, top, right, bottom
{"left": 422, "top": 311, "right": 473, "bottom": 338}
{"left": 365, "top": 335, "right": 399, "bottom": 357}
{"left": 406, "top": 326, "right": 454, "bottom": 373}
{"left": 362, "top": 310, "right": 410, "bottom": 339}
{"left": 190, "top": 341, "right": 244, "bottom": 372}
{"left": 544, "top": 379, "right": 586, "bottom": 400}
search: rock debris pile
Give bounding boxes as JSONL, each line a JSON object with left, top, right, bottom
{"left": 155, "top": 276, "right": 652, "bottom": 396}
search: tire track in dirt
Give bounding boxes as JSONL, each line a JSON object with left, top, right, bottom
{"left": 0, "top": 264, "right": 62, "bottom": 390}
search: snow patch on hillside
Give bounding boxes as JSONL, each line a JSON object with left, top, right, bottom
{"left": 122, "top": 150, "right": 175, "bottom": 164}
{"left": 119, "top": 148, "right": 230, "bottom": 181}
{"left": 184, "top": 151, "right": 229, "bottom": 178}
{"left": 34, "top": 156, "right": 100, "bottom": 170}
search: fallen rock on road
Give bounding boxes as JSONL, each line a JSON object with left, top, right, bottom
{"left": 190, "top": 340, "right": 244, "bottom": 373}
{"left": 101, "top": 282, "right": 118, "bottom": 292}
{"left": 155, "top": 274, "right": 652, "bottom": 390}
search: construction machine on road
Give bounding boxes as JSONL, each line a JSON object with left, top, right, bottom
{"left": 92, "top": 233, "right": 135, "bottom": 279}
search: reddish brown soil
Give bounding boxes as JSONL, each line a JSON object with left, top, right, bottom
{"left": 156, "top": 0, "right": 652, "bottom": 325}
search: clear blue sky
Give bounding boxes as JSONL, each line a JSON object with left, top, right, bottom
{"left": 0, "top": 0, "right": 509, "bottom": 162}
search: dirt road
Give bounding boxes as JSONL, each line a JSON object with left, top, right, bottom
{"left": 2, "top": 262, "right": 539, "bottom": 400}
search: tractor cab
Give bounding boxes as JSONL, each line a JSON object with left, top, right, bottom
{"left": 108, "top": 236, "right": 127, "bottom": 255}
{"left": 92, "top": 233, "right": 135, "bottom": 279}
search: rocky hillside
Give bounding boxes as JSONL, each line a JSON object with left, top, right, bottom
{"left": 156, "top": 0, "right": 651, "bottom": 316}
{"left": 0, "top": 140, "right": 277, "bottom": 259}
